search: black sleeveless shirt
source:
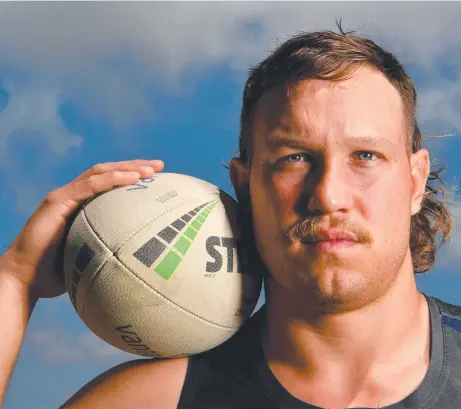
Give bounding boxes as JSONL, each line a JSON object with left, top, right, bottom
{"left": 177, "top": 295, "right": 461, "bottom": 409}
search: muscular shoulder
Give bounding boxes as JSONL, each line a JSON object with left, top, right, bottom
{"left": 60, "top": 357, "right": 189, "bottom": 409}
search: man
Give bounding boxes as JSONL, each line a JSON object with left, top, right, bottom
{"left": 0, "top": 27, "right": 457, "bottom": 409}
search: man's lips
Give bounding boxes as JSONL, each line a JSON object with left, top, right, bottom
{"left": 297, "top": 229, "right": 360, "bottom": 252}
{"left": 306, "top": 239, "right": 358, "bottom": 251}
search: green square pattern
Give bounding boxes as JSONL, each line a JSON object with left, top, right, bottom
{"left": 174, "top": 236, "right": 192, "bottom": 256}
{"left": 184, "top": 227, "right": 197, "bottom": 240}
{"left": 154, "top": 251, "right": 181, "bottom": 280}
{"left": 191, "top": 220, "right": 202, "bottom": 230}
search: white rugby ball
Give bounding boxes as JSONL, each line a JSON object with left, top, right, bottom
{"left": 63, "top": 172, "right": 263, "bottom": 358}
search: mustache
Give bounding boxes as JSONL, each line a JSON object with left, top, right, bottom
{"left": 284, "top": 217, "right": 373, "bottom": 244}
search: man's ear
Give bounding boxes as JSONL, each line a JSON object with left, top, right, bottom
{"left": 229, "top": 157, "right": 250, "bottom": 201}
{"left": 410, "top": 148, "right": 430, "bottom": 216}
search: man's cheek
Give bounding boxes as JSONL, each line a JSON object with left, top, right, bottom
{"left": 359, "top": 179, "right": 397, "bottom": 217}
{"left": 272, "top": 174, "right": 304, "bottom": 207}
{"left": 368, "top": 196, "right": 405, "bottom": 239}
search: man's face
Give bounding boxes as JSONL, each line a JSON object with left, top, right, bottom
{"left": 232, "top": 66, "right": 429, "bottom": 312}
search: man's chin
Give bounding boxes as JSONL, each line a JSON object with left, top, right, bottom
{"left": 309, "top": 284, "right": 370, "bottom": 312}
{"left": 273, "top": 266, "right": 378, "bottom": 313}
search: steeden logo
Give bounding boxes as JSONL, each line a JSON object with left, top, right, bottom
{"left": 133, "top": 201, "right": 217, "bottom": 279}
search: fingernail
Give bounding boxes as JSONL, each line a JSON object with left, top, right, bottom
{"left": 140, "top": 166, "right": 154, "bottom": 172}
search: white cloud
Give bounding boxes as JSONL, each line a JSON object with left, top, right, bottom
{"left": 0, "top": 2, "right": 460, "bottom": 209}
{"left": 0, "top": 2, "right": 459, "bottom": 119}
{"left": 0, "top": 82, "right": 83, "bottom": 213}
{"left": 29, "top": 327, "right": 134, "bottom": 365}
{"left": 0, "top": 82, "right": 82, "bottom": 161}
{"left": 1, "top": 2, "right": 460, "bottom": 74}
{"left": 418, "top": 77, "right": 461, "bottom": 137}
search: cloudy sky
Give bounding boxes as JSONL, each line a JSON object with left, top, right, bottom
{"left": 2, "top": 2, "right": 461, "bottom": 408}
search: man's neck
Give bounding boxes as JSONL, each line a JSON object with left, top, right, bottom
{"left": 262, "top": 260, "right": 431, "bottom": 408}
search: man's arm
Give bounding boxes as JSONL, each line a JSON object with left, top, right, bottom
{"left": 60, "top": 357, "right": 189, "bottom": 409}
{"left": 0, "top": 271, "right": 37, "bottom": 406}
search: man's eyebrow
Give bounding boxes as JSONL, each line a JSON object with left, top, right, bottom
{"left": 267, "top": 134, "right": 398, "bottom": 150}
{"left": 266, "top": 134, "right": 308, "bottom": 149}
{"left": 351, "top": 136, "right": 398, "bottom": 148}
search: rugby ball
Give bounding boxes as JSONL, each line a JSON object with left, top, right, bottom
{"left": 63, "top": 172, "right": 263, "bottom": 358}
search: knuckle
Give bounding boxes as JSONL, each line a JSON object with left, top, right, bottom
{"left": 130, "top": 159, "right": 146, "bottom": 167}
{"left": 85, "top": 174, "right": 99, "bottom": 188}
{"left": 110, "top": 170, "right": 122, "bottom": 180}
{"left": 91, "top": 163, "right": 106, "bottom": 174}
{"left": 44, "top": 190, "right": 59, "bottom": 205}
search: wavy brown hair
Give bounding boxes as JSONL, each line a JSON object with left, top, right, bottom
{"left": 236, "top": 24, "right": 452, "bottom": 273}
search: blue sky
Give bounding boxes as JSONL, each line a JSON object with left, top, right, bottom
{"left": 2, "top": 2, "right": 461, "bottom": 408}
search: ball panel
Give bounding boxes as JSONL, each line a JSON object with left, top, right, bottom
{"left": 83, "top": 173, "right": 221, "bottom": 252}
{"left": 82, "top": 257, "right": 238, "bottom": 357}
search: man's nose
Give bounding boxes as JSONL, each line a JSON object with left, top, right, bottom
{"left": 306, "top": 159, "right": 353, "bottom": 215}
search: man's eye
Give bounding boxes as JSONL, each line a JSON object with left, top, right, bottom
{"left": 357, "top": 152, "right": 377, "bottom": 161}
{"left": 284, "top": 154, "right": 307, "bottom": 163}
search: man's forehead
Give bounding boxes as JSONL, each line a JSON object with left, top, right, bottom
{"left": 252, "top": 70, "right": 407, "bottom": 149}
